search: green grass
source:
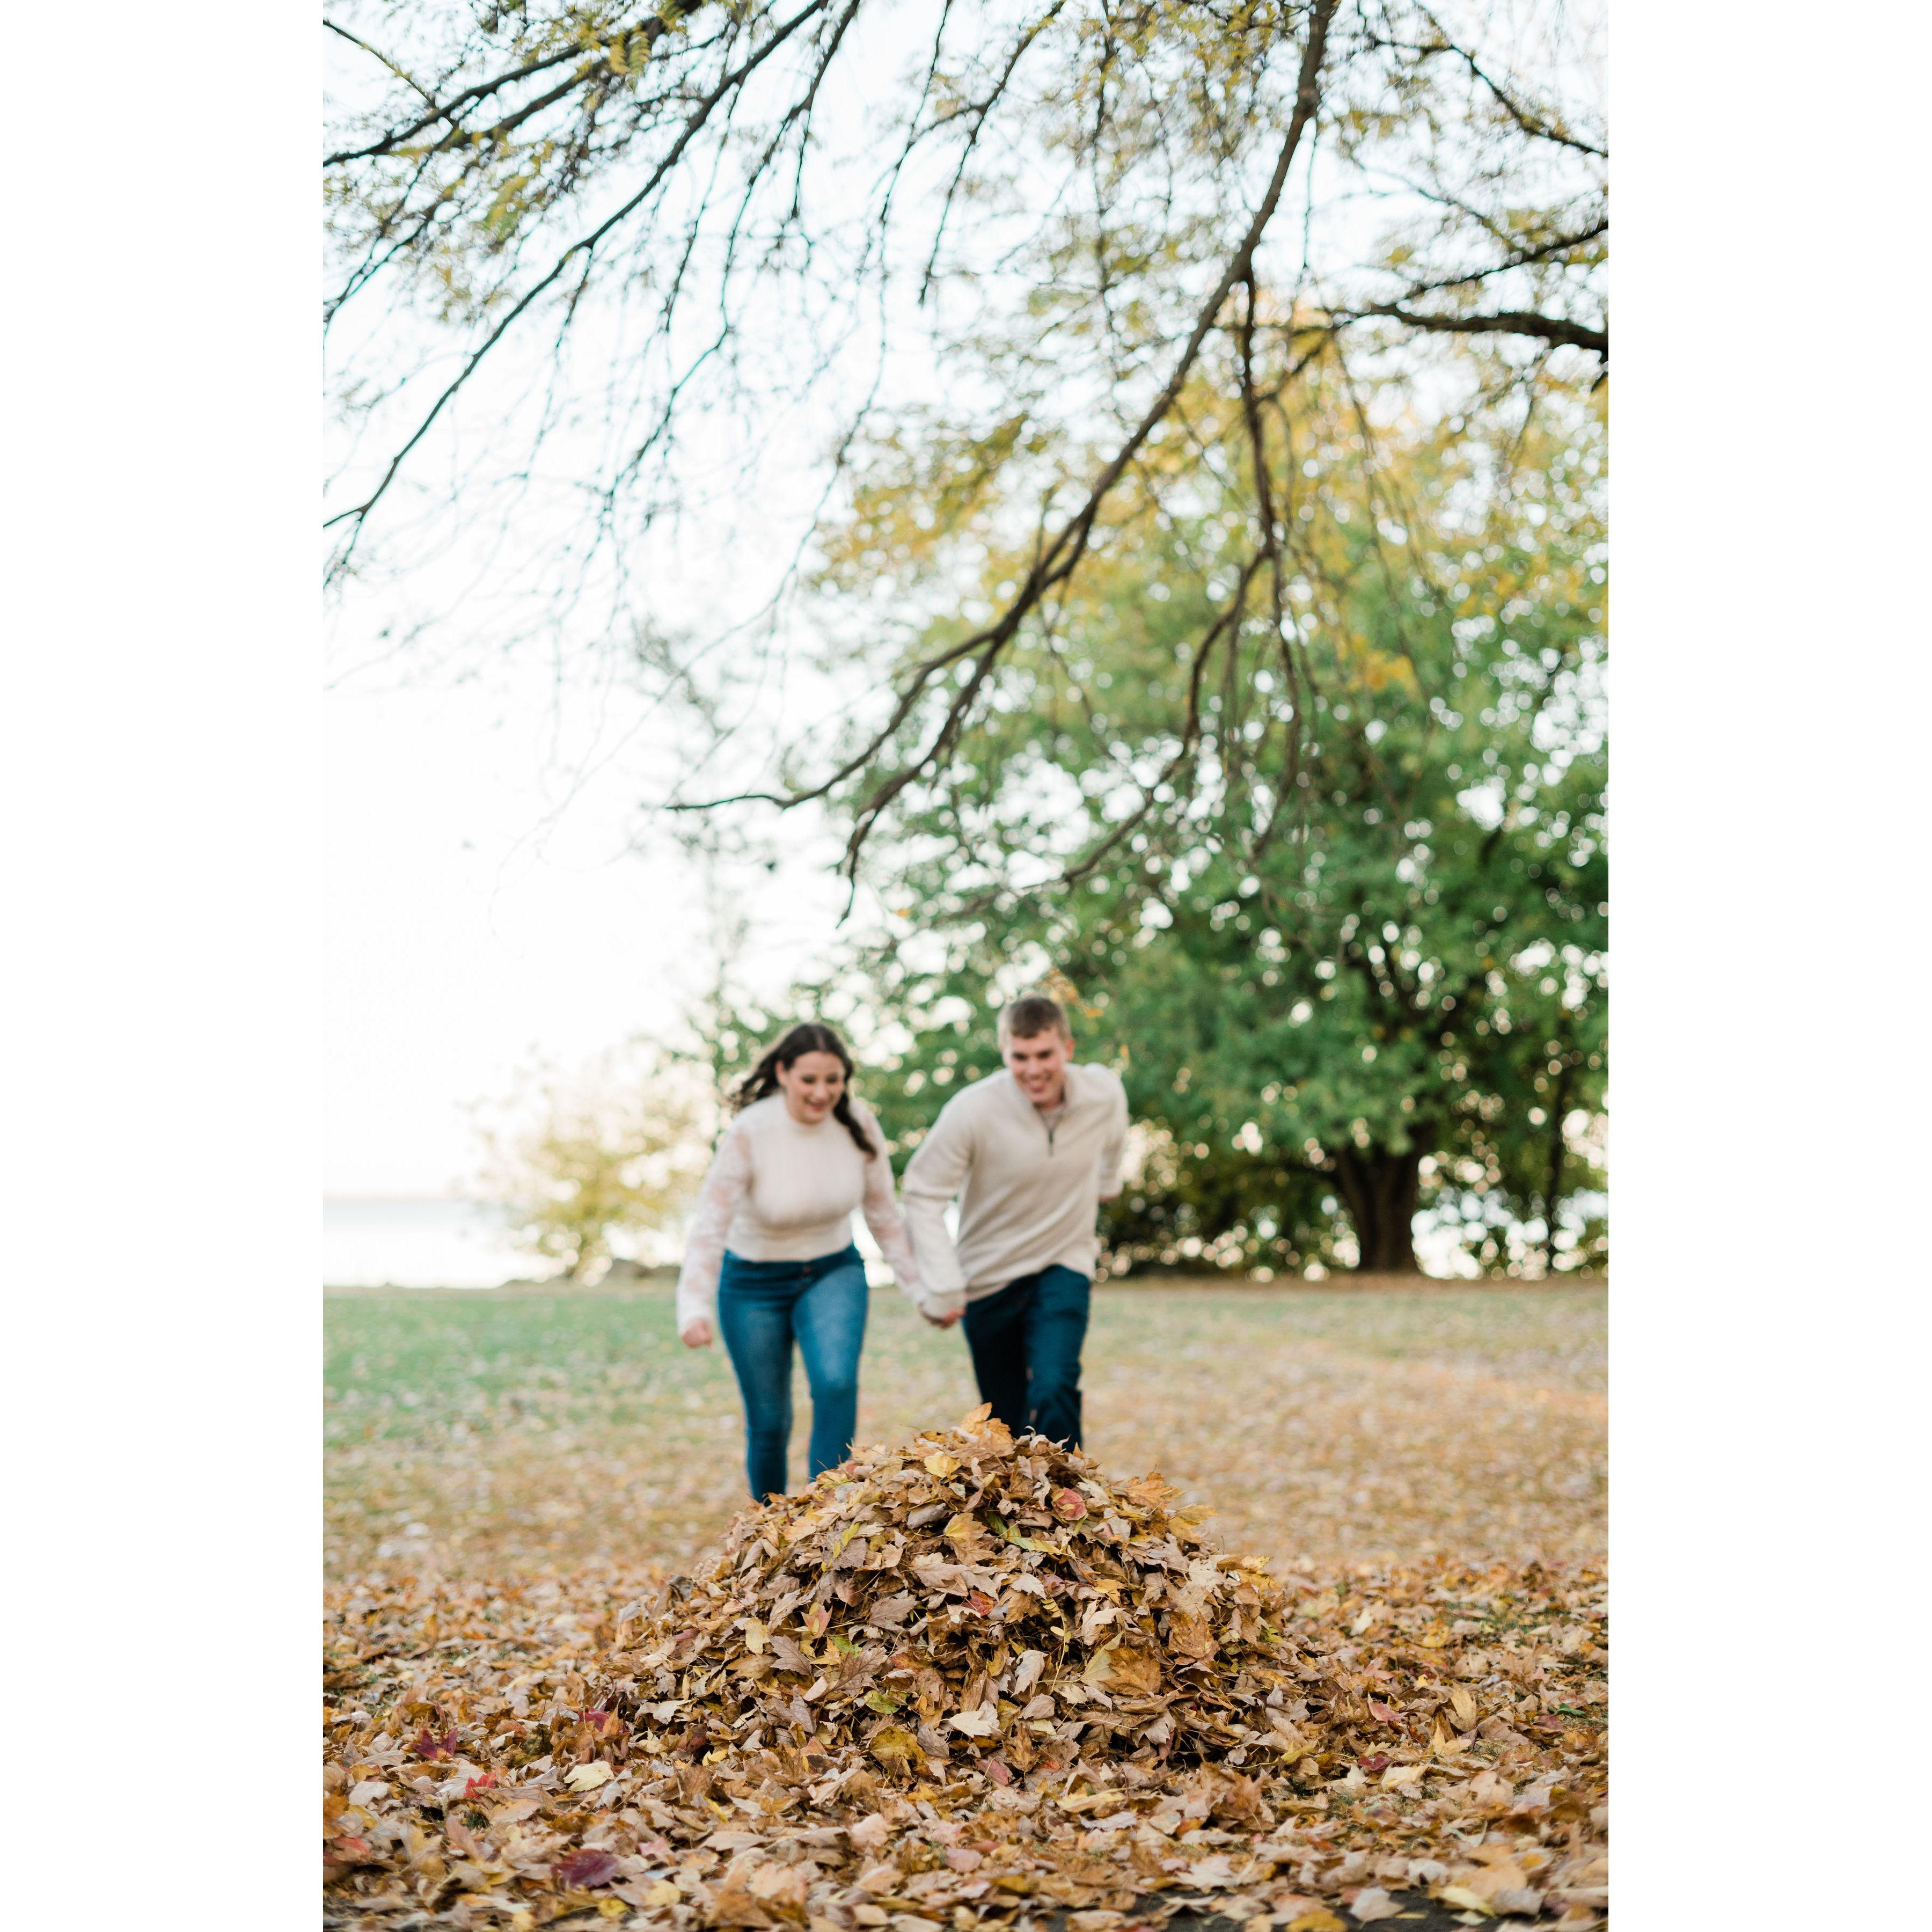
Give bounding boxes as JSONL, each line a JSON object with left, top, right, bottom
{"left": 324, "top": 1281, "right": 1605, "bottom": 1429}
{"left": 325, "top": 1292, "right": 734, "bottom": 1442}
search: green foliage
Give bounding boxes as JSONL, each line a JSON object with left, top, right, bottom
{"left": 826, "top": 363, "right": 1606, "bottom": 1277}
{"left": 475, "top": 1047, "right": 706, "bottom": 1278}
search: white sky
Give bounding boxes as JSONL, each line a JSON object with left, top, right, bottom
{"left": 324, "top": 655, "right": 847, "bottom": 1197}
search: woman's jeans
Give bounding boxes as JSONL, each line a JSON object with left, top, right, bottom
{"left": 716, "top": 1243, "right": 869, "bottom": 1500}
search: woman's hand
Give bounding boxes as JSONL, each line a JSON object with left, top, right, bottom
{"left": 921, "top": 1306, "right": 963, "bottom": 1329}
{"left": 680, "top": 1318, "right": 714, "bottom": 1349}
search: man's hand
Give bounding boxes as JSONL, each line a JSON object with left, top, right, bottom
{"left": 921, "top": 1306, "right": 963, "bottom": 1329}
{"left": 680, "top": 1318, "right": 713, "bottom": 1349}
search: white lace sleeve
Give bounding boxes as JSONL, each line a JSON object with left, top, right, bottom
{"left": 859, "top": 1127, "right": 934, "bottom": 1312}
{"left": 676, "top": 1125, "right": 752, "bottom": 1331}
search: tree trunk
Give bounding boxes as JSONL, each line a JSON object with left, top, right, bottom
{"left": 1333, "top": 1145, "right": 1423, "bottom": 1273}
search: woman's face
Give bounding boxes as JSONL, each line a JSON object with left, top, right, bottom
{"left": 774, "top": 1050, "right": 847, "bottom": 1125}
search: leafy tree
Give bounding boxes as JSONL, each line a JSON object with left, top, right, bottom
{"left": 823, "top": 359, "right": 1604, "bottom": 1275}
{"left": 476, "top": 1047, "right": 707, "bottom": 1278}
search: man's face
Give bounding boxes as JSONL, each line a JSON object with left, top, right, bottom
{"left": 1002, "top": 1026, "right": 1072, "bottom": 1106}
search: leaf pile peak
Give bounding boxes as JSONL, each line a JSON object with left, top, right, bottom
{"left": 610, "top": 1405, "right": 1285, "bottom": 1787}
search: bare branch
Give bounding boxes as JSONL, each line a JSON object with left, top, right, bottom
{"left": 674, "top": 0, "right": 1338, "bottom": 883}
{"left": 325, "top": 0, "right": 834, "bottom": 569}
{"left": 323, "top": 4, "right": 709, "bottom": 167}
{"left": 1345, "top": 303, "right": 1607, "bottom": 358}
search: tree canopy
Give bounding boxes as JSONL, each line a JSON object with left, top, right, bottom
{"left": 778, "top": 364, "right": 1606, "bottom": 1273}
{"left": 326, "top": 0, "right": 1606, "bottom": 880}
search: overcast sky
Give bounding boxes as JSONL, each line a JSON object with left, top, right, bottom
{"left": 324, "top": 648, "right": 850, "bottom": 1197}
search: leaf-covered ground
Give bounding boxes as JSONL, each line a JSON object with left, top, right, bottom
{"left": 326, "top": 1285, "right": 1606, "bottom": 1581}
{"left": 326, "top": 1286, "right": 1606, "bottom": 1929}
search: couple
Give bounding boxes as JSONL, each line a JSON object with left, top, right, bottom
{"left": 675, "top": 994, "right": 1128, "bottom": 1501}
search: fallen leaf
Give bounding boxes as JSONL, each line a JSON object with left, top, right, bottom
{"left": 1082, "top": 1643, "right": 1120, "bottom": 1686}
{"left": 1348, "top": 1890, "right": 1401, "bottom": 1923}
{"left": 565, "top": 1761, "right": 613, "bottom": 1791}
{"left": 868, "top": 1726, "right": 921, "bottom": 1774}
{"left": 556, "top": 1848, "right": 620, "bottom": 1889}
{"left": 1109, "top": 1646, "right": 1164, "bottom": 1696}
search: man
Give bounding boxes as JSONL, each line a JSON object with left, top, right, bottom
{"left": 902, "top": 993, "right": 1129, "bottom": 1447}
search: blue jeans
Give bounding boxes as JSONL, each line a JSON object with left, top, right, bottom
{"left": 960, "top": 1264, "right": 1091, "bottom": 1448}
{"left": 716, "top": 1244, "right": 868, "bottom": 1501}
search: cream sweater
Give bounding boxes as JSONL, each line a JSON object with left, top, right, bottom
{"left": 675, "top": 1095, "right": 934, "bottom": 1330}
{"left": 901, "top": 1063, "right": 1129, "bottom": 1305}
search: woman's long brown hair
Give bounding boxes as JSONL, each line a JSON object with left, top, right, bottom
{"left": 731, "top": 1022, "right": 874, "bottom": 1155}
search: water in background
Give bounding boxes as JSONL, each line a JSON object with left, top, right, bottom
{"left": 325, "top": 1197, "right": 543, "bottom": 1289}
{"left": 324, "top": 1195, "right": 1602, "bottom": 1289}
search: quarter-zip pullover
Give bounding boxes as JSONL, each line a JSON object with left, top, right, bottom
{"left": 901, "top": 1061, "right": 1129, "bottom": 1305}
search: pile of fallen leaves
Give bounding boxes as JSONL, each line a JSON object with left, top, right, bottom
{"left": 326, "top": 1408, "right": 1607, "bottom": 1931}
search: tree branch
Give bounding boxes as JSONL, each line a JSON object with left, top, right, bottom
{"left": 1348, "top": 304, "right": 1607, "bottom": 358}
{"left": 323, "top": 4, "right": 710, "bottom": 167}
{"left": 672, "top": 0, "right": 1340, "bottom": 883}
{"left": 325, "top": 0, "right": 833, "bottom": 569}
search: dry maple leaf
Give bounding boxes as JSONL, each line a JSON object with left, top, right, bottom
{"left": 555, "top": 1847, "right": 620, "bottom": 1889}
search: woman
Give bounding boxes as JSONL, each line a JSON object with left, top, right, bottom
{"left": 677, "top": 1022, "right": 955, "bottom": 1500}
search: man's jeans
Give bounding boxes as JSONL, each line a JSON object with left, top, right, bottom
{"left": 960, "top": 1263, "right": 1091, "bottom": 1447}
{"left": 716, "top": 1243, "right": 868, "bottom": 1499}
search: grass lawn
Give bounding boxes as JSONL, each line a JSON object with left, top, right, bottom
{"left": 326, "top": 1280, "right": 1605, "bottom": 1584}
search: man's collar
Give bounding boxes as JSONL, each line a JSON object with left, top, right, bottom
{"left": 1007, "top": 1061, "right": 1075, "bottom": 1112}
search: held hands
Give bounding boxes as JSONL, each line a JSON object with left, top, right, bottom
{"left": 921, "top": 1304, "right": 964, "bottom": 1329}
{"left": 680, "top": 1318, "right": 714, "bottom": 1349}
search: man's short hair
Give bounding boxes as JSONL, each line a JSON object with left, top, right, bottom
{"left": 999, "top": 993, "right": 1071, "bottom": 1041}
